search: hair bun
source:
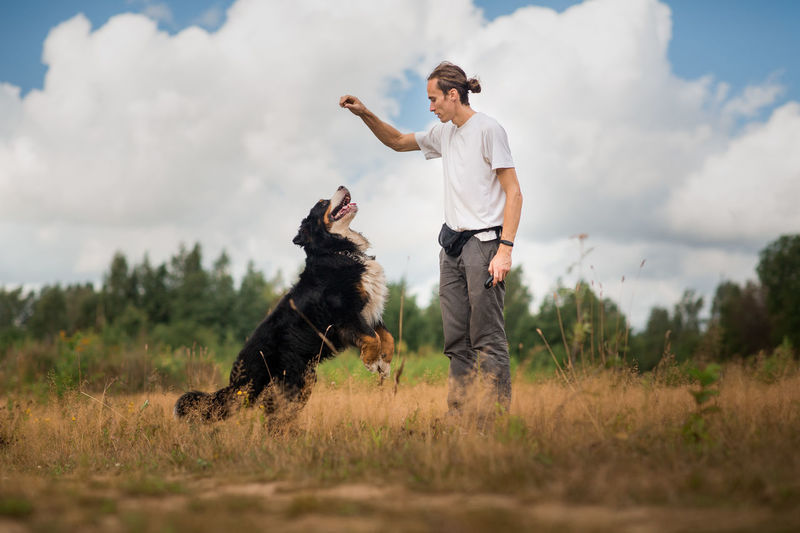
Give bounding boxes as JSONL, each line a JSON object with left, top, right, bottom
{"left": 467, "top": 77, "right": 482, "bottom": 93}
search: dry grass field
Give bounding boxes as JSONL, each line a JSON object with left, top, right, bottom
{"left": 1, "top": 355, "right": 799, "bottom": 532}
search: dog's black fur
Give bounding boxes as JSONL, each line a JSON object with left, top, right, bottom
{"left": 174, "top": 186, "right": 393, "bottom": 421}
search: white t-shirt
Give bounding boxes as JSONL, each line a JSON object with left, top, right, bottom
{"left": 415, "top": 112, "right": 515, "bottom": 241}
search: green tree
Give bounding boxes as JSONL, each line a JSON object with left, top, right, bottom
{"left": 210, "top": 250, "right": 237, "bottom": 339}
{"left": 382, "top": 280, "right": 427, "bottom": 353}
{"left": 709, "top": 280, "right": 771, "bottom": 358}
{"left": 102, "top": 252, "right": 138, "bottom": 324}
{"left": 534, "top": 281, "right": 629, "bottom": 367}
{"left": 234, "top": 261, "right": 282, "bottom": 341}
{"left": 503, "top": 266, "right": 537, "bottom": 360}
{"left": 757, "top": 234, "right": 800, "bottom": 347}
{"left": 27, "top": 285, "right": 68, "bottom": 339}
{"left": 670, "top": 289, "right": 704, "bottom": 359}
{"left": 64, "top": 283, "right": 100, "bottom": 332}
{"left": 420, "top": 288, "right": 444, "bottom": 351}
{"left": 135, "top": 254, "right": 170, "bottom": 325}
{"left": 0, "top": 287, "right": 32, "bottom": 349}
{"left": 168, "top": 243, "right": 212, "bottom": 325}
{"left": 630, "top": 289, "right": 705, "bottom": 369}
{"left": 631, "top": 306, "right": 671, "bottom": 371}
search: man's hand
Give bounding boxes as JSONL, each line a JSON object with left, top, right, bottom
{"left": 339, "top": 95, "right": 367, "bottom": 116}
{"left": 339, "top": 94, "right": 420, "bottom": 152}
{"left": 488, "top": 244, "right": 512, "bottom": 286}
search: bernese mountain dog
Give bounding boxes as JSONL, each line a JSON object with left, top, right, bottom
{"left": 174, "top": 186, "right": 394, "bottom": 421}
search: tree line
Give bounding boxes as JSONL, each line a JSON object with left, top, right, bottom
{"left": 1, "top": 235, "right": 798, "bottom": 371}
{"left": 0, "top": 244, "right": 284, "bottom": 353}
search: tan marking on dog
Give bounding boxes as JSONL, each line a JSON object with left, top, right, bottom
{"left": 359, "top": 257, "right": 387, "bottom": 328}
{"left": 324, "top": 187, "right": 388, "bottom": 332}
{"left": 375, "top": 325, "right": 394, "bottom": 378}
{"left": 357, "top": 332, "right": 382, "bottom": 369}
{"left": 344, "top": 229, "right": 369, "bottom": 250}
{"left": 375, "top": 325, "right": 395, "bottom": 364}
{"left": 331, "top": 219, "right": 387, "bottom": 329}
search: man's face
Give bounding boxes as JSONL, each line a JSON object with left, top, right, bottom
{"left": 427, "top": 78, "right": 457, "bottom": 123}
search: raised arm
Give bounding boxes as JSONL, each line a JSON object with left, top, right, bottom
{"left": 339, "top": 95, "right": 420, "bottom": 152}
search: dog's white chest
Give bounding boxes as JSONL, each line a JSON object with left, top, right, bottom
{"left": 360, "top": 259, "right": 387, "bottom": 327}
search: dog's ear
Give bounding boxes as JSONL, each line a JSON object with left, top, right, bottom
{"left": 294, "top": 201, "right": 329, "bottom": 249}
{"left": 293, "top": 212, "right": 321, "bottom": 248}
{"left": 293, "top": 218, "right": 311, "bottom": 247}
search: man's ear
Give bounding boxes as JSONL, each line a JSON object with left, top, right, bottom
{"left": 448, "top": 88, "right": 459, "bottom": 101}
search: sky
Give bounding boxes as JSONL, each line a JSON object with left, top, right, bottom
{"left": 1, "top": 0, "right": 799, "bottom": 330}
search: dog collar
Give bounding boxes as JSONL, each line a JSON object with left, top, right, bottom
{"left": 334, "top": 250, "right": 375, "bottom": 264}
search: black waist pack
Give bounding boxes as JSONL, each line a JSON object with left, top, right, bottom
{"left": 438, "top": 224, "right": 502, "bottom": 257}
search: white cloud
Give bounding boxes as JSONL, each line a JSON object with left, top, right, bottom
{"left": 722, "top": 78, "right": 785, "bottom": 120}
{"left": 665, "top": 102, "right": 800, "bottom": 246}
{"left": 0, "top": 0, "right": 797, "bottom": 332}
{"left": 192, "top": 6, "right": 225, "bottom": 30}
{"left": 137, "top": 1, "right": 174, "bottom": 26}
{"left": 0, "top": 0, "right": 482, "bottom": 281}
{"left": 0, "top": 83, "right": 23, "bottom": 138}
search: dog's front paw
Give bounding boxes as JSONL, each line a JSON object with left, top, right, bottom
{"left": 361, "top": 352, "right": 391, "bottom": 379}
{"left": 362, "top": 355, "right": 390, "bottom": 377}
{"left": 358, "top": 327, "right": 395, "bottom": 378}
{"left": 376, "top": 357, "right": 391, "bottom": 379}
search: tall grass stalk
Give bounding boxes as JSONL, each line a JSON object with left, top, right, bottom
{"left": 553, "top": 291, "right": 573, "bottom": 373}
{"left": 536, "top": 328, "right": 604, "bottom": 438}
{"left": 623, "top": 259, "right": 647, "bottom": 356}
{"left": 393, "top": 281, "right": 406, "bottom": 393}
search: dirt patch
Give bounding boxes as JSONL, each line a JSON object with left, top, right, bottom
{"left": 1, "top": 476, "right": 796, "bottom": 532}
{"left": 155, "top": 480, "right": 794, "bottom": 533}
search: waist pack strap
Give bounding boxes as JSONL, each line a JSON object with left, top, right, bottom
{"left": 438, "top": 224, "right": 503, "bottom": 257}
{"left": 461, "top": 225, "right": 502, "bottom": 240}
{"left": 482, "top": 226, "right": 503, "bottom": 239}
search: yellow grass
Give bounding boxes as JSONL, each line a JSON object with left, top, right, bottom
{"left": 1, "top": 363, "right": 799, "bottom": 532}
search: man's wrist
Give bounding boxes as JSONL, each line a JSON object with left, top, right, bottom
{"left": 497, "top": 244, "right": 513, "bottom": 256}
{"left": 499, "top": 239, "right": 514, "bottom": 248}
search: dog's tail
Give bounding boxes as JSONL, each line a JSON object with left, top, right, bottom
{"left": 174, "top": 386, "right": 236, "bottom": 421}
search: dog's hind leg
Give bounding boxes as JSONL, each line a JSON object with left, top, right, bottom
{"left": 174, "top": 385, "right": 236, "bottom": 421}
{"left": 174, "top": 390, "right": 210, "bottom": 419}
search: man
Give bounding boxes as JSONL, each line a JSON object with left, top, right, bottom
{"left": 340, "top": 62, "right": 522, "bottom": 417}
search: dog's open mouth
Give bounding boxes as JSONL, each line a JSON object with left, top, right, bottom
{"left": 330, "top": 190, "right": 357, "bottom": 221}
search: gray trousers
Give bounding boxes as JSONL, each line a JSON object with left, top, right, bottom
{"left": 439, "top": 237, "right": 511, "bottom": 414}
